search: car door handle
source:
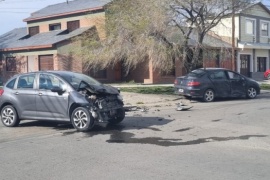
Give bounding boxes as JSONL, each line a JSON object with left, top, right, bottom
{"left": 39, "top": 93, "right": 43, "bottom": 96}
{"left": 15, "top": 92, "right": 19, "bottom": 95}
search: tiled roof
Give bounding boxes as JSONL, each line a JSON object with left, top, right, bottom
{"left": 0, "top": 27, "right": 92, "bottom": 51}
{"left": 24, "top": 0, "right": 111, "bottom": 22}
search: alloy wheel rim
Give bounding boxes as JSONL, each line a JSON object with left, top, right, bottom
{"left": 248, "top": 88, "right": 256, "bottom": 98}
{"left": 2, "top": 108, "right": 15, "bottom": 125}
{"left": 73, "top": 110, "right": 88, "bottom": 129}
{"left": 205, "top": 91, "right": 214, "bottom": 101}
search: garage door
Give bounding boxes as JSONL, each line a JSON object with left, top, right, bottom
{"left": 39, "top": 55, "right": 54, "bottom": 71}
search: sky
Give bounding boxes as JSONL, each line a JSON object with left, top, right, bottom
{"left": 0, "top": 0, "right": 270, "bottom": 35}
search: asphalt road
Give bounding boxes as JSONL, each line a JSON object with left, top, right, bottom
{"left": 0, "top": 92, "right": 270, "bottom": 180}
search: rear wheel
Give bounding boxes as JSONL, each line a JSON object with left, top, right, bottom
{"left": 267, "top": 74, "right": 270, "bottom": 80}
{"left": 71, "top": 107, "right": 94, "bottom": 131}
{"left": 246, "top": 87, "right": 257, "bottom": 99}
{"left": 1, "top": 105, "right": 20, "bottom": 127}
{"left": 108, "top": 108, "right": 125, "bottom": 124}
{"left": 203, "top": 89, "right": 215, "bottom": 102}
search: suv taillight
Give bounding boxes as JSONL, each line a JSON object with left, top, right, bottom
{"left": 187, "top": 81, "right": 200, "bottom": 86}
{"left": 0, "top": 89, "right": 4, "bottom": 96}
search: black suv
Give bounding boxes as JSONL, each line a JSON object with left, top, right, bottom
{"left": 0, "top": 71, "right": 125, "bottom": 131}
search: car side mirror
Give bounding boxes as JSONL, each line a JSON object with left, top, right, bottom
{"left": 51, "top": 86, "right": 65, "bottom": 94}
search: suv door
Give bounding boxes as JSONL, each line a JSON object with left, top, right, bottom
{"left": 208, "top": 70, "right": 231, "bottom": 97}
{"left": 35, "top": 73, "right": 69, "bottom": 121}
{"left": 227, "top": 71, "right": 246, "bottom": 96}
{"left": 14, "top": 74, "right": 37, "bottom": 118}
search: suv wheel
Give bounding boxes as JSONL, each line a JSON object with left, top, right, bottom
{"left": 71, "top": 107, "right": 94, "bottom": 131}
{"left": 203, "top": 89, "right": 215, "bottom": 102}
{"left": 1, "top": 105, "right": 20, "bottom": 127}
{"left": 246, "top": 87, "right": 257, "bottom": 99}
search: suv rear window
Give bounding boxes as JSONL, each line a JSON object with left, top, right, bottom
{"left": 187, "top": 69, "right": 206, "bottom": 77}
{"left": 6, "top": 78, "right": 16, "bottom": 89}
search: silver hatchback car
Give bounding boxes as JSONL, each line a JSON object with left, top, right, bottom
{"left": 0, "top": 71, "right": 125, "bottom": 131}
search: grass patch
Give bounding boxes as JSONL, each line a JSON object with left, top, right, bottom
{"left": 260, "top": 83, "right": 270, "bottom": 90}
{"left": 120, "top": 86, "right": 174, "bottom": 94}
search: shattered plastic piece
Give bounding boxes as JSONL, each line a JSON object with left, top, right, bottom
{"left": 176, "top": 101, "right": 193, "bottom": 111}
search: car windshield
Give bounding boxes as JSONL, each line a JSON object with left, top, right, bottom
{"left": 187, "top": 69, "right": 206, "bottom": 77}
{"left": 57, "top": 72, "right": 102, "bottom": 89}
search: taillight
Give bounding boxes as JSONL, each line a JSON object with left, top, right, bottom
{"left": 174, "top": 79, "right": 178, "bottom": 85}
{"left": 187, "top": 81, "right": 200, "bottom": 86}
{"left": 0, "top": 89, "right": 4, "bottom": 96}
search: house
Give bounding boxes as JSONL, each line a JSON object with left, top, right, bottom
{"left": 0, "top": 0, "right": 112, "bottom": 82}
{"left": 212, "top": 2, "right": 270, "bottom": 80}
{"left": 0, "top": 0, "right": 234, "bottom": 84}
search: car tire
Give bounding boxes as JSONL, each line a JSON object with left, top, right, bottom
{"left": 246, "top": 87, "right": 257, "bottom": 99}
{"left": 267, "top": 74, "right": 270, "bottom": 80}
{"left": 1, "top": 105, "right": 20, "bottom": 127}
{"left": 71, "top": 107, "right": 94, "bottom": 132}
{"left": 203, "top": 89, "right": 215, "bottom": 102}
{"left": 108, "top": 108, "right": 125, "bottom": 124}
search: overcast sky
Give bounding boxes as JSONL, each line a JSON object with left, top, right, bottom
{"left": 0, "top": 0, "right": 270, "bottom": 35}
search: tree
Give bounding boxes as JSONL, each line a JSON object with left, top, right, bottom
{"left": 74, "top": 0, "right": 256, "bottom": 74}
{"left": 168, "top": 0, "right": 256, "bottom": 72}
{"left": 74, "top": 0, "right": 175, "bottom": 75}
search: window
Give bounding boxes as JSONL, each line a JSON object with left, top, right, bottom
{"left": 29, "top": 26, "right": 39, "bottom": 36}
{"left": 49, "top": 23, "right": 61, "bottom": 31}
{"left": 39, "top": 74, "right": 65, "bottom": 90}
{"left": 261, "top": 22, "right": 269, "bottom": 36}
{"left": 39, "top": 55, "right": 54, "bottom": 71}
{"left": 246, "top": 19, "right": 255, "bottom": 35}
{"left": 227, "top": 71, "right": 241, "bottom": 80}
{"left": 209, "top": 71, "right": 227, "bottom": 80}
{"left": 67, "top": 20, "right": 80, "bottom": 32}
{"left": 257, "top": 57, "right": 266, "bottom": 72}
{"left": 6, "top": 57, "right": 16, "bottom": 72}
{"left": 17, "top": 74, "right": 35, "bottom": 89}
{"left": 6, "top": 78, "right": 16, "bottom": 89}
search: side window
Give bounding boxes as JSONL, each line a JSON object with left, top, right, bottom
{"left": 209, "top": 71, "right": 227, "bottom": 80}
{"left": 228, "top": 71, "right": 241, "bottom": 80}
{"left": 6, "top": 78, "right": 16, "bottom": 89}
{"left": 39, "top": 74, "right": 65, "bottom": 90}
{"left": 17, "top": 74, "right": 35, "bottom": 89}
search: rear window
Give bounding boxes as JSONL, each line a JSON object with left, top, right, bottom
{"left": 6, "top": 78, "right": 16, "bottom": 89}
{"left": 187, "top": 69, "right": 206, "bottom": 77}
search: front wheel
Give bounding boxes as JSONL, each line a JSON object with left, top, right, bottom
{"left": 1, "top": 105, "right": 20, "bottom": 127}
{"left": 108, "top": 108, "right": 125, "bottom": 124}
{"left": 267, "top": 74, "right": 270, "bottom": 80}
{"left": 246, "top": 87, "right": 257, "bottom": 99}
{"left": 203, "top": 89, "right": 215, "bottom": 102}
{"left": 71, "top": 107, "right": 94, "bottom": 132}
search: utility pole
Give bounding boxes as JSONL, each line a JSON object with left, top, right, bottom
{"left": 231, "top": 0, "right": 235, "bottom": 71}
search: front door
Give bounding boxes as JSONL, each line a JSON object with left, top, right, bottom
{"left": 227, "top": 71, "right": 246, "bottom": 96}
{"left": 208, "top": 70, "right": 231, "bottom": 97}
{"left": 35, "top": 73, "right": 69, "bottom": 121}
{"left": 240, "top": 55, "right": 251, "bottom": 77}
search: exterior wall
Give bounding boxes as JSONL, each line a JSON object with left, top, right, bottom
{"left": 27, "top": 12, "right": 106, "bottom": 38}
{"left": 212, "top": 17, "right": 239, "bottom": 39}
{"left": 242, "top": 4, "right": 270, "bottom": 18}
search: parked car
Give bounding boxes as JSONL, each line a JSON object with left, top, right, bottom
{"left": 0, "top": 71, "right": 125, "bottom": 131}
{"left": 0, "top": 77, "right": 3, "bottom": 86}
{"left": 264, "top": 69, "right": 270, "bottom": 79}
{"left": 174, "top": 68, "right": 260, "bottom": 102}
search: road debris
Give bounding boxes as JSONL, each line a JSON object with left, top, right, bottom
{"left": 176, "top": 101, "right": 193, "bottom": 111}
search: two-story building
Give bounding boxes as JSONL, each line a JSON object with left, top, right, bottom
{"left": 0, "top": 0, "right": 113, "bottom": 82}
{"left": 212, "top": 2, "right": 270, "bottom": 79}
